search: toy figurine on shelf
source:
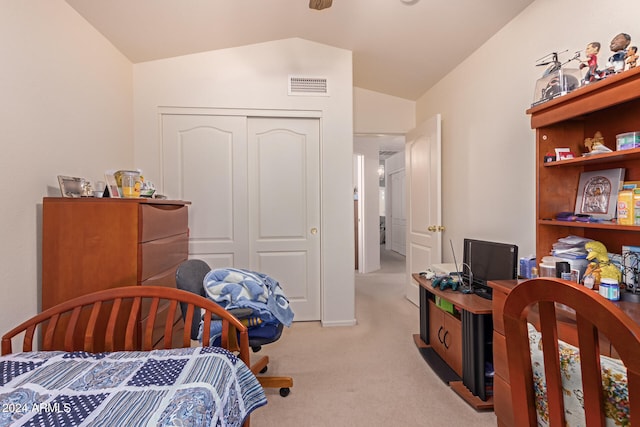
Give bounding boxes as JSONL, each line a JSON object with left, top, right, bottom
{"left": 582, "top": 241, "right": 622, "bottom": 290}
{"left": 579, "top": 41, "right": 603, "bottom": 84}
{"left": 584, "top": 131, "right": 612, "bottom": 154}
{"left": 626, "top": 46, "right": 638, "bottom": 70}
{"left": 603, "top": 32, "right": 631, "bottom": 76}
{"left": 532, "top": 51, "right": 582, "bottom": 106}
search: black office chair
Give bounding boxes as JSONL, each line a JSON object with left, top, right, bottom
{"left": 175, "top": 259, "right": 292, "bottom": 397}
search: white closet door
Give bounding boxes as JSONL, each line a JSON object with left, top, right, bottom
{"left": 161, "top": 114, "right": 249, "bottom": 268}
{"left": 161, "top": 113, "right": 321, "bottom": 321}
{"left": 248, "top": 117, "right": 321, "bottom": 321}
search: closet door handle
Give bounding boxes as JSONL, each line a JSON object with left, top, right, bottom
{"left": 443, "top": 330, "right": 450, "bottom": 349}
{"left": 437, "top": 326, "right": 444, "bottom": 344}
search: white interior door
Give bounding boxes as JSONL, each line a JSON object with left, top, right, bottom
{"left": 247, "top": 117, "right": 321, "bottom": 321}
{"left": 390, "top": 169, "right": 406, "bottom": 255}
{"left": 405, "top": 114, "right": 442, "bottom": 306}
{"left": 161, "top": 114, "right": 249, "bottom": 268}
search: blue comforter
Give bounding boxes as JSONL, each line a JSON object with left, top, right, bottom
{"left": 0, "top": 347, "right": 266, "bottom": 427}
{"left": 199, "top": 268, "right": 294, "bottom": 341}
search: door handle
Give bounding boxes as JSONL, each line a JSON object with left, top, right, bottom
{"left": 310, "top": 227, "right": 318, "bottom": 235}
{"left": 428, "top": 225, "right": 445, "bottom": 232}
{"left": 443, "top": 330, "right": 449, "bottom": 349}
{"left": 437, "top": 326, "right": 444, "bottom": 344}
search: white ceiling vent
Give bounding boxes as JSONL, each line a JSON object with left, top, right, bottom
{"left": 288, "top": 76, "right": 329, "bottom": 96}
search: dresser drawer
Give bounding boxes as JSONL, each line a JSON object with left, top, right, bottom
{"left": 139, "top": 234, "right": 188, "bottom": 281}
{"left": 493, "top": 332, "right": 509, "bottom": 383}
{"left": 139, "top": 204, "right": 188, "bottom": 243}
{"left": 493, "top": 375, "right": 514, "bottom": 427}
{"left": 141, "top": 265, "right": 180, "bottom": 288}
{"left": 492, "top": 288, "right": 507, "bottom": 335}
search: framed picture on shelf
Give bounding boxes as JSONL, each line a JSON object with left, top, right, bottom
{"left": 554, "top": 147, "right": 574, "bottom": 160}
{"left": 57, "top": 175, "right": 84, "bottom": 198}
{"left": 574, "top": 168, "right": 624, "bottom": 220}
{"left": 105, "top": 173, "right": 120, "bottom": 198}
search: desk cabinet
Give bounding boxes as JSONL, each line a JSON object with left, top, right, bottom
{"left": 42, "top": 197, "right": 189, "bottom": 350}
{"left": 428, "top": 300, "right": 462, "bottom": 376}
{"left": 413, "top": 273, "right": 493, "bottom": 410}
{"left": 490, "top": 279, "right": 640, "bottom": 427}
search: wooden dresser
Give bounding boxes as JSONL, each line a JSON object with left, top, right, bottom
{"left": 490, "top": 279, "right": 640, "bottom": 427}
{"left": 42, "top": 197, "right": 190, "bottom": 350}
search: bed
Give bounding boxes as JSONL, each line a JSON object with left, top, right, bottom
{"left": 0, "top": 286, "right": 267, "bottom": 427}
{"left": 502, "top": 278, "right": 640, "bottom": 426}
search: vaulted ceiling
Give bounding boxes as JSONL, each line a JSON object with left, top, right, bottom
{"left": 65, "top": 0, "right": 534, "bottom": 101}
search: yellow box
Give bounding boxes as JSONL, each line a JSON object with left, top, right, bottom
{"left": 618, "top": 189, "right": 634, "bottom": 225}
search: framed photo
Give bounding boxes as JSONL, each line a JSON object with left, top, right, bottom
{"left": 105, "top": 173, "right": 120, "bottom": 198}
{"left": 556, "top": 148, "right": 575, "bottom": 160}
{"left": 570, "top": 268, "right": 581, "bottom": 283}
{"left": 57, "top": 175, "right": 84, "bottom": 198}
{"left": 554, "top": 147, "right": 573, "bottom": 160}
{"left": 574, "top": 168, "right": 624, "bottom": 220}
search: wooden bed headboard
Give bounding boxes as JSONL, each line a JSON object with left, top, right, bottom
{"left": 1, "top": 285, "right": 250, "bottom": 366}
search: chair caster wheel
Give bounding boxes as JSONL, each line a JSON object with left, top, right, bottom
{"left": 260, "top": 366, "right": 268, "bottom": 374}
{"left": 279, "top": 387, "right": 290, "bottom": 397}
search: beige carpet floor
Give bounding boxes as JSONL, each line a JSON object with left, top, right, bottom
{"left": 249, "top": 248, "right": 498, "bottom": 427}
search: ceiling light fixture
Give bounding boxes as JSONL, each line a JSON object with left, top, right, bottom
{"left": 400, "top": 0, "right": 421, "bottom": 4}
{"left": 309, "top": 0, "right": 333, "bottom": 10}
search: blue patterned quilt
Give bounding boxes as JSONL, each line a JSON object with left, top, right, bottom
{"left": 0, "top": 346, "right": 266, "bottom": 427}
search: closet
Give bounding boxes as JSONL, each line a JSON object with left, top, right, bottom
{"left": 161, "top": 113, "right": 321, "bottom": 320}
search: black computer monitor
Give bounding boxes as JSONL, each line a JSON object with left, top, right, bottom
{"left": 462, "top": 238, "right": 518, "bottom": 297}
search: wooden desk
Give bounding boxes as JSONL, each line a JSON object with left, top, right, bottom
{"left": 412, "top": 273, "right": 494, "bottom": 410}
{"left": 489, "top": 279, "right": 640, "bottom": 426}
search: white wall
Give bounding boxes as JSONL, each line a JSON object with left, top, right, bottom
{"left": 133, "top": 38, "right": 355, "bottom": 326}
{"left": 0, "top": 1, "right": 133, "bottom": 338}
{"left": 354, "top": 87, "right": 415, "bottom": 134}
{"left": 416, "top": 0, "right": 640, "bottom": 262}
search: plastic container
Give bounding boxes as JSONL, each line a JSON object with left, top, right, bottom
{"left": 599, "top": 278, "right": 620, "bottom": 301}
{"left": 616, "top": 131, "right": 640, "bottom": 151}
{"left": 542, "top": 255, "right": 588, "bottom": 281}
{"left": 115, "top": 170, "right": 141, "bottom": 198}
{"left": 539, "top": 264, "right": 556, "bottom": 277}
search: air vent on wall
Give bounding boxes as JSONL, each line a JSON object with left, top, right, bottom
{"left": 288, "top": 76, "right": 329, "bottom": 96}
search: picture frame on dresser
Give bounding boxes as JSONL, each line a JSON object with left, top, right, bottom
{"left": 57, "top": 175, "right": 84, "bottom": 198}
{"left": 105, "top": 173, "right": 120, "bottom": 198}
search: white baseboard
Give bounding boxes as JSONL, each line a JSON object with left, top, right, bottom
{"left": 321, "top": 319, "right": 357, "bottom": 327}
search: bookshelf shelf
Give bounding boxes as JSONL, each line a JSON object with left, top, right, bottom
{"left": 543, "top": 147, "right": 640, "bottom": 168}
{"left": 538, "top": 219, "right": 640, "bottom": 232}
